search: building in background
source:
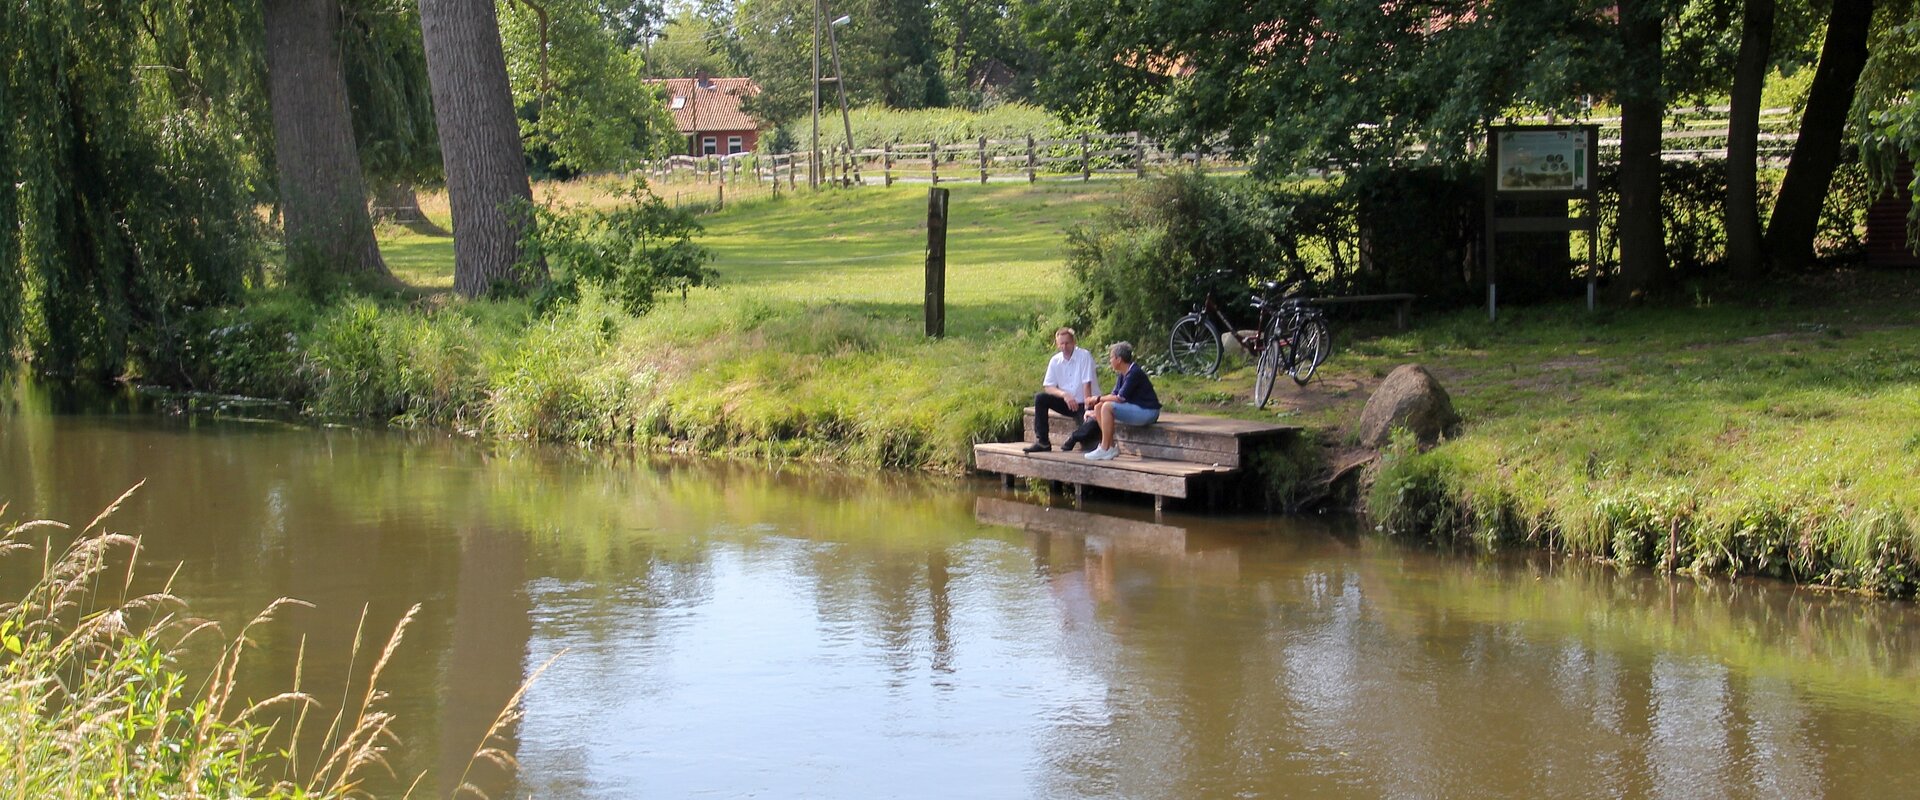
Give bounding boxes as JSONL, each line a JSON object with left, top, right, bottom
{"left": 646, "top": 76, "right": 762, "bottom": 157}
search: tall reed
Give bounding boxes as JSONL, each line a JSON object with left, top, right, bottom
{"left": 0, "top": 484, "right": 536, "bottom": 797}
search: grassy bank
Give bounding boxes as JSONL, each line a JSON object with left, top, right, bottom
{"left": 164, "top": 181, "right": 1126, "bottom": 472}
{"left": 155, "top": 177, "right": 1920, "bottom": 594}
{"left": 1342, "top": 277, "right": 1920, "bottom": 596}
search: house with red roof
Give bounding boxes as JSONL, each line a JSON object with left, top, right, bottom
{"left": 647, "top": 76, "right": 763, "bottom": 157}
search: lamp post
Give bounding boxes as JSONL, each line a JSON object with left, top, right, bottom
{"left": 827, "top": 13, "right": 856, "bottom": 185}
{"left": 810, "top": 0, "right": 821, "bottom": 189}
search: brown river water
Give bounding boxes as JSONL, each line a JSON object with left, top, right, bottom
{"left": 4, "top": 382, "right": 1920, "bottom": 798}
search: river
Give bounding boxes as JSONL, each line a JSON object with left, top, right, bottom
{"left": 4, "top": 382, "right": 1919, "bottom": 798}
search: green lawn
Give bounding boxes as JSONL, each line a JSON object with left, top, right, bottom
{"left": 383, "top": 180, "right": 1123, "bottom": 335}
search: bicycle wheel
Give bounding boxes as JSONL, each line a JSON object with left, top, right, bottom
{"left": 1168, "top": 315, "right": 1223, "bottom": 376}
{"left": 1288, "top": 317, "right": 1330, "bottom": 385}
{"left": 1253, "top": 327, "right": 1282, "bottom": 409}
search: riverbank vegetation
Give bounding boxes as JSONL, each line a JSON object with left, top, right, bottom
{"left": 133, "top": 172, "right": 1920, "bottom": 597}
{"left": 0, "top": 488, "right": 515, "bottom": 796}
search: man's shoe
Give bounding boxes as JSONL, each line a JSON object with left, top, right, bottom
{"left": 1022, "top": 441, "right": 1051, "bottom": 453}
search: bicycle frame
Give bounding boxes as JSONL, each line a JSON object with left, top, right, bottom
{"left": 1191, "top": 288, "right": 1292, "bottom": 356}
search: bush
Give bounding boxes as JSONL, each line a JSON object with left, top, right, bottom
{"left": 522, "top": 179, "right": 716, "bottom": 316}
{"left": 1062, "top": 169, "right": 1482, "bottom": 349}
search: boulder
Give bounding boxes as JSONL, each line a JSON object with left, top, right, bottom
{"left": 1357, "top": 364, "right": 1460, "bottom": 448}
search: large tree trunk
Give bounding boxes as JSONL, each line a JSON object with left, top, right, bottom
{"left": 1764, "top": 0, "right": 1875, "bottom": 269}
{"left": 1725, "top": 0, "right": 1775, "bottom": 280}
{"left": 418, "top": 0, "right": 546, "bottom": 297}
{"left": 1611, "top": 0, "right": 1666, "bottom": 300}
{"left": 263, "top": 0, "right": 392, "bottom": 288}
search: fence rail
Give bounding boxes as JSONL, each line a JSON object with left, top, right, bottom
{"left": 637, "top": 107, "right": 1806, "bottom": 192}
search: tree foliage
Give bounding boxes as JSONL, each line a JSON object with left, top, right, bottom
{"left": 1854, "top": 11, "right": 1920, "bottom": 238}
{"left": 1, "top": 0, "right": 264, "bottom": 379}
{"left": 523, "top": 179, "right": 716, "bottom": 315}
{"left": 499, "top": 0, "right": 675, "bottom": 173}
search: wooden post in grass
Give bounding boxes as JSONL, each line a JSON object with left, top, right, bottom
{"left": 1080, "top": 133, "right": 1091, "bottom": 181}
{"left": 884, "top": 143, "right": 894, "bottom": 186}
{"left": 1134, "top": 133, "right": 1147, "bottom": 178}
{"left": 1026, "top": 135, "right": 1037, "bottom": 183}
{"left": 929, "top": 140, "right": 939, "bottom": 185}
{"left": 925, "top": 187, "right": 949, "bottom": 338}
{"left": 979, "top": 136, "right": 989, "bottom": 184}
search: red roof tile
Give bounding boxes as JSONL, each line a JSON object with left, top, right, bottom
{"left": 647, "top": 77, "right": 762, "bottom": 133}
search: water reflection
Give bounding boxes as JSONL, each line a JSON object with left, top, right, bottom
{"left": 4, "top": 382, "right": 1920, "bottom": 798}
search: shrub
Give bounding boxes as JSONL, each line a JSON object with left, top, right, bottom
{"left": 522, "top": 178, "right": 716, "bottom": 316}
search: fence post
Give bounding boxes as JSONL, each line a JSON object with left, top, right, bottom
{"left": 929, "top": 140, "right": 939, "bottom": 185}
{"left": 1080, "top": 133, "right": 1091, "bottom": 181}
{"left": 718, "top": 183, "right": 724, "bottom": 209}
{"left": 788, "top": 155, "right": 797, "bottom": 190}
{"left": 884, "top": 143, "right": 894, "bottom": 186}
{"left": 925, "top": 187, "right": 950, "bottom": 338}
{"left": 1026, "top": 135, "right": 1037, "bottom": 183}
{"left": 979, "top": 136, "right": 989, "bottom": 184}
{"left": 1134, "top": 133, "right": 1147, "bottom": 178}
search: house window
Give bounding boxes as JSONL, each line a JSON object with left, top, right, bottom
{"left": 670, "top": 96, "right": 686, "bottom": 110}
{"left": 727, "top": 136, "right": 744, "bottom": 154}
{"left": 702, "top": 136, "right": 717, "bottom": 155}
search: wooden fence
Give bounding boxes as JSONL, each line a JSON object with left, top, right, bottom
{"left": 638, "top": 107, "right": 1806, "bottom": 192}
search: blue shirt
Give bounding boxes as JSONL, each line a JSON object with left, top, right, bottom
{"left": 1113, "top": 363, "right": 1160, "bottom": 410}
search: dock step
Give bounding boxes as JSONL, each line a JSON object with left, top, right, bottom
{"left": 973, "top": 442, "right": 1235, "bottom": 499}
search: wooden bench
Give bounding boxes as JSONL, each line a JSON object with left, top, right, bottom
{"left": 1314, "top": 292, "right": 1417, "bottom": 329}
{"left": 972, "top": 409, "right": 1299, "bottom": 511}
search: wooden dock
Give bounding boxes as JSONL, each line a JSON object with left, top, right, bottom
{"left": 973, "top": 409, "right": 1300, "bottom": 510}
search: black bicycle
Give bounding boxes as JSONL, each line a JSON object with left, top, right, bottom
{"left": 1167, "top": 282, "right": 1330, "bottom": 408}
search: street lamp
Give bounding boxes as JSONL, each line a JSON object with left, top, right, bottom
{"left": 826, "top": 13, "right": 857, "bottom": 185}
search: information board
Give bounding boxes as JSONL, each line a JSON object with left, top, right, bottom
{"left": 1490, "top": 126, "right": 1597, "bottom": 197}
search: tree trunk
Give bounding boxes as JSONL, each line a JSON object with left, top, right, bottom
{"left": 1725, "top": 0, "right": 1774, "bottom": 280}
{"left": 1611, "top": 0, "right": 1666, "bottom": 300}
{"left": 1764, "top": 0, "right": 1875, "bottom": 269}
{"left": 419, "top": 0, "right": 546, "bottom": 297}
{"left": 263, "top": 0, "right": 392, "bottom": 288}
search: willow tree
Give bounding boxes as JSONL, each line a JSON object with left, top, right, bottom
{"left": 343, "top": 0, "right": 446, "bottom": 232}
{"left": 264, "top": 0, "right": 395, "bottom": 291}
{"left": 1, "top": 1, "right": 260, "bottom": 379}
{"left": 420, "top": 0, "right": 546, "bottom": 296}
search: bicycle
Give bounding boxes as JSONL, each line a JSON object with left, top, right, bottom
{"left": 1167, "top": 281, "right": 1330, "bottom": 409}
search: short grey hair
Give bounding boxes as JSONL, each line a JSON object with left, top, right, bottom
{"left": 1108, "top": 342, "right": 1135, "bottom": 363}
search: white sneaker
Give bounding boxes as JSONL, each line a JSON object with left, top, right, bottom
{"left": 1085, "top": 447, "right": 1117, "bottom": 461}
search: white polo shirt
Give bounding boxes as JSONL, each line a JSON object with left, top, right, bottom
{"left": 1043, "top": 347, "right": 1101, "bottom": 404}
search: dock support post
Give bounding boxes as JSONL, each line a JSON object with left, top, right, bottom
{"left": 1073, "top": 484, "right": 1085, "bottom": 507}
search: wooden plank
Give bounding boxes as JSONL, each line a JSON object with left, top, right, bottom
{"left": 1314, "top": 293, "right": 1416, "bottom": 303}
{"left": 1023, "top": 414, "right": 1243, "bottom": 466}
{"left": 974, "top": 443, "right": 1234, "bottom": 499}
{"left": 1022, "top": 409, "right": 1297, "bottom": 442}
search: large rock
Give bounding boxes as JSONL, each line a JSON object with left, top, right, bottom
{"left": 1357, "top": 364, "right": 1460, "bottom": 448}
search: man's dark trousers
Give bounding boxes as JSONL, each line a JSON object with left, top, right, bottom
{"left": 1033, "top": 392, "right": 1083, "bottom": 446}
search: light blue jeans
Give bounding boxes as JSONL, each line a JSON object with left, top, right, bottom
{"left": 1109, "top": 402, "right": 1160, "bottom": 426}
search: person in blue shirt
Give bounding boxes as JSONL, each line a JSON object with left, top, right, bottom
{"left": 1082, "top": 342, "right": 1160, "bottom": 461}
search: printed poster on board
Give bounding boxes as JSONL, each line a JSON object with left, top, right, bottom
{"left": 1496, "top": 129, "right": 1588, "bottom": 192}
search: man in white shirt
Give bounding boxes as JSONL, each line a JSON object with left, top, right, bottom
{"left": 1024, "top": 327, "right": 1101, "bottom": 452}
